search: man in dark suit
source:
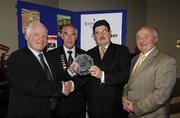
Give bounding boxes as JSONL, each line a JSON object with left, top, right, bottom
{"left": 6, "top": 21, "right": 72, "bottom": 118}
{"left": 48, "top": 24, "right": 88, "bottom": 118}
{"left": 87, "top": 20, "right": 130, "bottom": 118}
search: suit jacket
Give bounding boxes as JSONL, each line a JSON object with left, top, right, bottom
{"left": 6, "top": 47, "right": 63, "bottom": 118}
{"left": 123, "top": 48, "right": 176, "bottom": 118}
{"left": 87, "top": 42, "right": 130, "bottom": 118}
{"left": 48, "top": 46, "right": 88, "bottom": 118}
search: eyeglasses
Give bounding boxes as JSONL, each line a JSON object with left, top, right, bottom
{"left": 95, "top": 30, "right": 109, "bottom": 36}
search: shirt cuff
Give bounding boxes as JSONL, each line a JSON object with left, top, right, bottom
{"left": 100, "top": 71, "right": 105, "bottom": 83}
{"left": 62, "top": 82, "right": 65, "bottom": 93}
{"left": 69, "top": 80, "right": 75, "bottom": 92}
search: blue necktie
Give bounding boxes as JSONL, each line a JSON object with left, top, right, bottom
{"left": 67, "top": 51, "right": 73, "bottom": 65}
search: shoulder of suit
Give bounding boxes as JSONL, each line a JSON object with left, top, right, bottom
{"left": 131, "top": 54, "right": 139, "bottom": 62}
{"left": 7, "top": 47, "right": 30, "bottom": 61}
{"left": 48, "top": 47, "right": 62, "bottom": 54}
{"left": 157, "top": 50, "right": 175, "bottom": 61}
{"left": 143, "top": 49, "right": 175, "bottom": 66}
{"left": 11, "top": 47, "right": 30, "bottom": 56}
{"left": 87, "top": 46, "right": 98, "bottom": 52}
{"left": 111, "top": 43, "right": 128, "bottom": 49}
{"left": 77, "top": 48, "right": 86, "bottom": 54}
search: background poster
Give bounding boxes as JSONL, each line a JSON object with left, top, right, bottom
{"left": 47, "top": 35, "right": 57, "bottom": 51}
{"left": 57, "top": 14, "right": 71, "bottom": 36}
{"left": 80, "top": 12, "right": 123, "bottom": 51}
{"left": 21, "top": 8, "right": 40, "bottom": 33}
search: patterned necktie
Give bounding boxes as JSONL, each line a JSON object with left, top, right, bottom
{"left": 39, "top": 53, "right": 57, "bottom": 110}
{"left": 100, "top": 47, "right": 105, "bottom": 60}
{"left": 39, "top": 53, "right": 53, "bottom": 81}
{"left": 131, "top": 53, "right": 145, "bottom": 77}
{"left": 67, "top": 51, "right": 73, "bottom": 65}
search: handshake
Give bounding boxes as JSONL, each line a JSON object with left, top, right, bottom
{"left": 62, "top": 80, "right": 74, "bottom": 96}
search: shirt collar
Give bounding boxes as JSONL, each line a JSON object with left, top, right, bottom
{"left": 143, "top": 46, "right": 156, "bottom": 57}
{"left": 63, "top": 45, "right": 75, "bottom": 53}
{"left": 63, "top": 45, "right": 76, "bottom": 59}
{"left": 28, "top": 46, "right": 42, "bottom": 58}
{"left": 99, "top": 43, "right": 110, "bottom": 51}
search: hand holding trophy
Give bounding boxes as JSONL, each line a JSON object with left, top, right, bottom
{"left": 73, "top": 54, "right": 94, "bottom": 75}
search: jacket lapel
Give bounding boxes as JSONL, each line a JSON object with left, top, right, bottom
{"left": 138, "top": 48, "right": 159, "bottom": 74}
{"left": 93, "top": 46, "right": 102, "bottom": 65}
{"left": 100, "top": 42, "right": 113, "bottom": 63}
{"left": 129, "top": 48, "right": 159, "bottom": 82}
{"left": 25, "top": 47, "right": 46, "bottom": 79}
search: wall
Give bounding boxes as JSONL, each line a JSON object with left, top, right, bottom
{"left": 22, "top": 0, "right": 58, "bottom": 8}
{"left": 0, "top": 0, "right": 58, "bottom": 55}
{"left": 0, "top": 0, "right": 17, "bottom": 55}
{"left": 58, "top": 0, "right": 147, "bottom": 53}
{"left": 147, "top": 0, "right": 180, "bottom": 77}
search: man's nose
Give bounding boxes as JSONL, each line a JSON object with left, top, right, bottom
{"left": 67, "top": 35, "right": 72, "bottom": 40}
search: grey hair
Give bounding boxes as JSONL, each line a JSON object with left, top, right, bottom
{"left": 138, "top": 26, "right": 158, "bottom": 38}
{"left": 61, "top": 24, "right": 78, "bottom": 37}
{"left": 25, "top": 21, "right": 48, "bottom": 35}
{"left": 152, "top": 26, "right": 158, "bottom": 37}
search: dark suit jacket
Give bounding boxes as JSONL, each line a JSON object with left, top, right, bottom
{"left": 6, "top": 47, "right": 63, "bottom": 118}
{"left": 48, "top": 46, "right": 88, "bottom": 118}
{"left": 87, "top": 42, "right": 130, "bottom": 118}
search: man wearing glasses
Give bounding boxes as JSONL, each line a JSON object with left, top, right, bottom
{"left": 87, "top": 20, "right": 131, "bottom": 118}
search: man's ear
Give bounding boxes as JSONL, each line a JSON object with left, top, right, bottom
{"left": 155, "top": 37, "right": 159, "bottom": 43}
{"left": 25, "top": 34, "right": 28, "bottom": 41}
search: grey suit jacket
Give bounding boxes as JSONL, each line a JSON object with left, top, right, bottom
{"left": 123, "top": 48, "right": 176, "bottom": 118}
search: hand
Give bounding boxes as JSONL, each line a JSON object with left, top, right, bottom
{"left": 122, "top": 96, "right": 130, "bottom": 112}
{"left": 122, "top": 96, "right": 134, "bottom": 112}
{"left": 68, "top": 61, "right": 79, "bottom": 73}
{"left": 89, "top": 65, "right": 102, "bottom": 79}
{"left": 62, "top": 81, "right": 72, "bottom": 96}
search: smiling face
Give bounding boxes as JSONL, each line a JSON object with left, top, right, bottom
{"left": 25, "top": 22, "right": 48, "bottom": 52}
{"left": 61, "top": 25, "right": 77, "bottom": 49}
{"left": 94, "top": 25, "right": 112, "bottom": 47}
{"left": 136, "top": 27, "right": 158, "bottom": 54}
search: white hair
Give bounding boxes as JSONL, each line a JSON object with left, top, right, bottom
{"left": 152, "top": 27, "right": 158, "bottom": 37}
{"left": 25, "top": 21, "right": 48, "bottom": 35}
{"left": 61, "top": 24, "right": 78, "bottom": 38}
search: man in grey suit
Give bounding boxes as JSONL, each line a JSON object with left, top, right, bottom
{"left": 122, "top": 26, "right": 176, "bottom": 118}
